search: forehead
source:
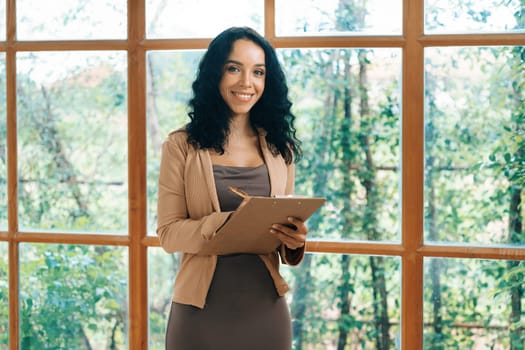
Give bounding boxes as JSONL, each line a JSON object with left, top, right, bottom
{"left": 227, "top": 39, "right": 265, "bottom": 64}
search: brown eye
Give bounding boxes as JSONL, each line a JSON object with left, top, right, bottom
{"left": 226, "top": 65, "right": 240, "bottom": 73}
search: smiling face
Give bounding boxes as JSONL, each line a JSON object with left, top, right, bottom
{"left": 219, "top": 39, "right": 266, "bottom": 119}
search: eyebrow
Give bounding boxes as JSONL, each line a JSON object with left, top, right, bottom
{"left": 225, "top": 59, "right": 266, "bottom": 68}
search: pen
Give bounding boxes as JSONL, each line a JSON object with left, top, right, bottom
{"left": 228, "top": 186, "right": 249, "bottom": 199}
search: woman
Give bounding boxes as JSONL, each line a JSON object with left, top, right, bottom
{"left": 156, "top": 26, "right": 307, "bottom": 350}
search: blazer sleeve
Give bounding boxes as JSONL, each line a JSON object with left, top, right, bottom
{"left": 278, "top": 161, "right": 306, "bottom": 266}
{"left": 156, "top": 134, "right": 231, "bottom": 254}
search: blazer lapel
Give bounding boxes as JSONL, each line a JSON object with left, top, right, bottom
{"left": 258, "top": 130, "right": 286, "bottom": 196}
{"left": 201, "top": 149, "right": 222, "bottom": 212}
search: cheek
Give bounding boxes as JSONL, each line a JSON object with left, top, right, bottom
{"left": 257, "top": 79, "right": 265, "bottom": 93}
{"left": 219, "top": 79, "right": 229, "bottom": 98}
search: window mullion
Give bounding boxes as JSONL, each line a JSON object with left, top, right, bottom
{"left": 402, "top": 0, "right": 425, "bottom": 349}
{"left": 127, "top": 0, "right": 148, "bottom": 349}
{"left": 7, "top": 0, "right": 19, "bottom": 348}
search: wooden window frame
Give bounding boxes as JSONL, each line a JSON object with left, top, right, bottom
{"left": 2, "top": 0, "right": 524, "bottom": 349}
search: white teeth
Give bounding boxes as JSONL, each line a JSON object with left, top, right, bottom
{"left": 234, "top": 92, "right": 252, "bottom": 100}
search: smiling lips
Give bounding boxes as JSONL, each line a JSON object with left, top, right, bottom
{"left": 232, "top": 91, "right": 254, "bottom": 101}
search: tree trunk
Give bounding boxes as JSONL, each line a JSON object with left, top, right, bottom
{"left": 507, "top": 189, "right": 523, "bottom": 349}
{"left": 290, "top": 50, "right": 336, "bottom": 349}
{"left": 336, "top": 48, "right": 354, "bottom": 350}
{"left": 291, "top": 254, "right": 313, "bottom": 349}
{"left": 42, "top": 87, "right": 90, "bottom": 218}
{"left": 423, "top": 70, "right": 444, "bottom": 348}
{"left": 357, "top": 49, "right": 391, "bottom": 350}
{"left": 17, "top": 85, "right": 91, "bottom": 223}
{"left": 146, "top": 54, "right": 163, "bottom": 157}
{"left": 145, "top": 0, "right": 168, "bottom": 157}
{"left": 507, "top": 108, "right": 523, "bottom": 350}
{"left": 370, "top": 256, "right": 390, "bottom": 350}
{"left": 507, "top": 28, "right": 524, "bottom": 348}
{"left": 337, "top": 255, "right": 352, "bottom": 350}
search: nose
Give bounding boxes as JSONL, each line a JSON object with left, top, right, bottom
{"left": 239, "top": 71, "right": 252, "bottom": 87}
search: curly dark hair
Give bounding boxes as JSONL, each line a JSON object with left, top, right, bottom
{"left": 185, "top": 26, "right": 301, "bottom": 164}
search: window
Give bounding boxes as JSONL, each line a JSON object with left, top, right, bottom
{"left": 17, "top": 51, "right": 128, "bottom": 233}
{"left": 1, "top": 0, "right": 524, "bottom": 349}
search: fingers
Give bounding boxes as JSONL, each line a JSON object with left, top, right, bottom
{"left": 270, "top": 217, "right": 308, "bottom": 250}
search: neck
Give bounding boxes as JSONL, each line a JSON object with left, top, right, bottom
{"left": 229, "top": 115, "right": 256, "bottom": 138}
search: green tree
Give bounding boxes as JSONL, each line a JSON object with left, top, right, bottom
{"left": 423, "top": 1, "right": 525, "bottom": 347}
{"left": 19, "top": 244, "right": 127, "bottom": 349}
{"left": 15, "top": 52, "right": 129, "bottom": 349}
{"left": 283, "top": 31, "right": 400, "bottom": 350}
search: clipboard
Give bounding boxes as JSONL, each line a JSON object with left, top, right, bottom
{"left": 200, "top": 194, "right": 326, "bottom": 255}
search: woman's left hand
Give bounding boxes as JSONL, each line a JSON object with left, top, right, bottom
{"left": 270, "top": 217, "right": 308, "bottom": 250}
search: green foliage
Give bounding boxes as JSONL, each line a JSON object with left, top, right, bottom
{"left": 19, "top": 244, "right": 127, "bottom": 349}
{"left": 283, "top": 47, "right": 401, "bottom": 243}
{"left": 424, "top": 258, "right": 524, "bottom": 349}
{"left": 3, "top": 2, "right": 522, "bottom": 349}
{"left": 148, "top": 249, "right": 180, "bottom": 350}
{"left": 9, "top": 51, "right": 130, "bottom": 349}
{"left": 16, "top": 52, "right": 128, "bottom": 232}
{"left": 423, "top": 33, "right": 524, "bottom": 350}
{"left": 425, "top": 45, "right": 524, "bottom": 247}
{"left": 283, "top": 254, "right": 401, "bottom": 349}
{"left": 146, "top": 50, "right": 203, "bottom": 234}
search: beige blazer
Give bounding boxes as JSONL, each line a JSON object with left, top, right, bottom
{"left": 156, "top": 129, "right": 305, "bottom": 308}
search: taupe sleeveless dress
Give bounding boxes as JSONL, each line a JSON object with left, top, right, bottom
{"left": 165, "top": 164, "right": 292, "bottom": 350}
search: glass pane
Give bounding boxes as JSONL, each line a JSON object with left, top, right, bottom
{"left": 425, "top": 0, "right": 525, "bottom": 34}
{"left": 19, "top": 243, "right": 128, "bottom": 349}
{"left": 282, "top": 48, "right": 401, "bottom": 241}
{"left": 148, "top": 248, "right": 179, "bottom": 349}
{"left": 146, "top": 0, "right": 263, "bottom": 39}
{"left": 0, "top": 243, "right": 7, "bottom": 348}
{"left": 424, "top": 258, "right": 525, "bottom": 348}
{"left": 282, "top": 253, "right": 401, "bottom": 348}
{"left": 0, "top": 53, "right": 5, "bottom": 229}
{"left": 424, "top": 46, "right": 525, "bottom": 245}
{"left": 0, "top": 1, "right": 5, "bottom": 41}
{"left": 149, "top": 250, "right": 401, "bottom": 349}
{"left": 146, "top": 48, "right": 401, "bottom": 242}
{"left": 276, "top": 0, "right": 402, "bottom": 36}
{"left": 17, "top": 0, "right": 127, "bottom": 40}
{"left": 17, "top": 51, "right": 128, "bottom": 233}
{"left": 146, "top": 50, "right": 204, "bottom": 235}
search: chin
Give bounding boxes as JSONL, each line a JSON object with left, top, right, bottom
{"left": 232, "top": 107, "right": 254, "bottom": 116}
